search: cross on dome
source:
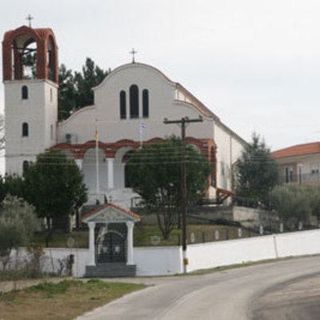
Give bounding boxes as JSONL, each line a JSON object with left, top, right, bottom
{"left": 130, "top": 48, "right": 137, "bottom": 63}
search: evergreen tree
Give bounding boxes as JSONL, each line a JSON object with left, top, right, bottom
{"left": 126, "top": 137, "right": 211, "bottom": 239}
{"left": 23, "top": 150, "right": 87, "bottom": 230}
{"left": 235, "top": 133, "right": 278, "bottom": 204}
{"left": 58, "top": 64, "right": 77, "bottom": 120}
{"left": 58, "top": 58, "right": 108, "bottom": 120}
{"left": 74, "top": 57, "right": 108, "bottom": 108}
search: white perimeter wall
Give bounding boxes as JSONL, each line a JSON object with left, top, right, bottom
{"left": 134, "top": 246, "right": 182, "bottom": 276}
{"left": 10, "top": 246, "right": 182, "bottom": 277}
{"left": 7, "top": 229, "right": 320, "bottom": 277}
{"left": 187, "top": 229, "right": 320, "bottom": 272}
{"left": 43, "top": 248, "right": 91, "bottom": 278}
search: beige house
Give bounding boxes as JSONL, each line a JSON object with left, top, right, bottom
{"left": 272, "top": 142, "right": 320, "bottom": 185}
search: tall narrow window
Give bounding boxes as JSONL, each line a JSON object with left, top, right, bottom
{"left": 22, "top": 122, "right": 29, "bottom": 137}
{"left": 22, "top": 86, "right": 28, "bottom": 99}
{"left": 142, "top": 89, "right": 149, "bottom": 118}
{"left": 23, "top": 161, "right": 29, "bottom": 175}
{"left": 120, "top": 90, "right": 126, "bottom": 119}
{"left": 130, "top": 85, "right": 139, "bottom": 118}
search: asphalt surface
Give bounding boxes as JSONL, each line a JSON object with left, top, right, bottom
{"left": 76, "top": 256, "right": 320, "bottom": 320}
{"left": 252, "top": 272, "right": 320, "bottom": 320}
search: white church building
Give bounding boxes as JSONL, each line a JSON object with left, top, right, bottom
{"left": 3, "top": 24, "right": 246, "bottom": 208}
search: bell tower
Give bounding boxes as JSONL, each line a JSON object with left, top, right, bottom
{"left": 2, "top": 24, "right": 59, "bottom": 175}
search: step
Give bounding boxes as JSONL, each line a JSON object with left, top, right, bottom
{"left": 85, "top": 263, "right": 137, "bottom": 278}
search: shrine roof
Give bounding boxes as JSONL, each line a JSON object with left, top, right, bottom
{"left": 82, "top": 202, "right": 140, "bottom": 223}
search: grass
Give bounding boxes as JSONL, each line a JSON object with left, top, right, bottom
{"left": 0, "top": 270, "right": 55, "bottom": 282}
{"left": 33, "top": 224, "right": 256, "bottom": 248}
{"left": 0, "top": 279, "right": 145, "bottom": 320}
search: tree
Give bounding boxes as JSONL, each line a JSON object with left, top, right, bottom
{"left": 58, "top": 58, "right": 108, "bottom": 120}
{"left": 0, "top": 174, "right": 24, "bottom": 203}
{"left": 74, "top": 57, "right": 108, "bottom": 108}
{"left": 126, "top": 137, "right": 211, "bottom": 239}
{"left": 235, "top": 133, "right": 279, "bottom": 204}
{"left": 305, "top": 186, "right": 320, "bottom": 224}
{"left": 23, "top": 150, "right": 87, "bottom": 231}
{"left": 0, "top": 195, "right": 39, "bottom": 270}
{"left": 58, "top": 64, "right": 77, "bottom": 120}
{"left": 4, "top": 174, "right": 24, "bottom": 199}
{"left": 269, "top": 185, "right": 312, "bottom": 229}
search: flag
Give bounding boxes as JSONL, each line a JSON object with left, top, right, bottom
{"left": 139, "top": 122, "right": 146, "bottom": 148}
{"left": 139, "top": 122, "right": 146, "bottom": 134}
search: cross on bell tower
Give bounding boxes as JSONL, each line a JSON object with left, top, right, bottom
{"left": 26, "top": 14, "right": 34, "bottom": 27}
{"left": 130, "top": 48, "right": 137, "bottom": 63}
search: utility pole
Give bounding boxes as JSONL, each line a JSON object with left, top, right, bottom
{"left": 164, "top": 116, "right": 203, "bottom": 273}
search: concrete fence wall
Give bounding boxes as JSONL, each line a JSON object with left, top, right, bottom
{"left": 2, "top": 248, "right": 91, "bottom": 278}
{"left": 44, "top": 248, "right": 91, "bottom": 278}
{"left": 134, "top": 246, "right": 182, "bottom": 276}
{"left": 4, "top": 229, "right": 320, "bottom": 277}
{"left": 187, "top": 229, "right": 320, "bottom": 273}
{"left": 43, "top": 246, "right": 182, "bottom": 277}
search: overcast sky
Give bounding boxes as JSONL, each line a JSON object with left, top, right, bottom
{"left": 1, "top": 0, "right": 320, "bottom": 151}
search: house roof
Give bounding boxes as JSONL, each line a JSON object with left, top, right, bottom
{"left": 272, "top": 142, "right": 320, "bottom": 159}
{"left": 82, "top": 203, "right": 140, "bottom": 223}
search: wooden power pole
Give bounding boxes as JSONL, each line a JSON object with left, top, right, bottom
{"left": 164, "top": 116, "right": 203, "bottom": 273}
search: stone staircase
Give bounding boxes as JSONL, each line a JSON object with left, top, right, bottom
{"left": 85, "top": 263, "right": 137, "bottom": 278}
{"left": 106, "top": 188, "right": 141, "bottom": 209}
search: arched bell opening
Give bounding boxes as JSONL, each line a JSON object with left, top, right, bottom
{"left": 12, "top": 36, "right": 37, "bottom": 80}
{"left": 2, "top": 26, "right": 59, "bottom": 83}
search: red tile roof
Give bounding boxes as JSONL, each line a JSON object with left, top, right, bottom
{"left": 82, "top": 203, "right": 140, "bottom": 222}
{"left": 272, "top": 142, "right": 320, "bottom": 159}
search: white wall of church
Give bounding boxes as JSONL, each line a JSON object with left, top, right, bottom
{"left": 57, "top": 64, "right": 214, "bottom": 145}
{"left": 55, "top": 63, "right": 246, "bottom": 196}
{"left": 57, "top": 106, "right": 96, "bottom": 143}
{"left": 83, "top": 148, "right": 109, "bottom": 195}
{"left": 214, "top": 123, "right": 245, "bottom": 190}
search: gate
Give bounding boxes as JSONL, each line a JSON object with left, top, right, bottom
{"left": 97, "top": 231, "right": 126, "bottom": 263}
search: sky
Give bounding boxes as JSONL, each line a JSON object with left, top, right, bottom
{"left": 1, "top": 0, "right": 320, "bottom": 151}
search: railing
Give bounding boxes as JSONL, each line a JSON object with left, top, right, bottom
{"left": 279, "top": 172, "right": 320, "bottom": 186}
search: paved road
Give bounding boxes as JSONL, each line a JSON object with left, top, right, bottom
{"left": 77, "top": 256, "right": 320, "bottom": 320}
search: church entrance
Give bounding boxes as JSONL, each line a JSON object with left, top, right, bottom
{"left": 97, "top": 231, "right": 126, "bottom": 263}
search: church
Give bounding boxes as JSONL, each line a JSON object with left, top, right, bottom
{"left": 2, "top": 24, "right": 247, "bottom": 208}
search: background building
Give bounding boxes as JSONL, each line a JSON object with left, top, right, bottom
{"left": 272, "top": 142, "right": 320, "bottom": 185}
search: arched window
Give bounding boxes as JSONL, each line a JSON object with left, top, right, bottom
{"left": 22, "top": 122, "right": 29, "bottom": 137}
{"left": 129, "top": 85, "right": 139, "bottom": 118}
{"left": 120, "top": 90, "right": 126, "bottom": 119}
{"left": 142, "top": 89, "right": 149, "bottom": 118}
{"left": 22, "top": 86, "right": 28, "bottom": 99}
{"left": 23, "top": 161, "right": 29, "bottom": 175}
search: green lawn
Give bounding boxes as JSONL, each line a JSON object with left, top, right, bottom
{"left": 0, "top": 279, "right": 144, "bottom": 320}
{"left": 33, "top": 224, "right": 254, "bottom": 248}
